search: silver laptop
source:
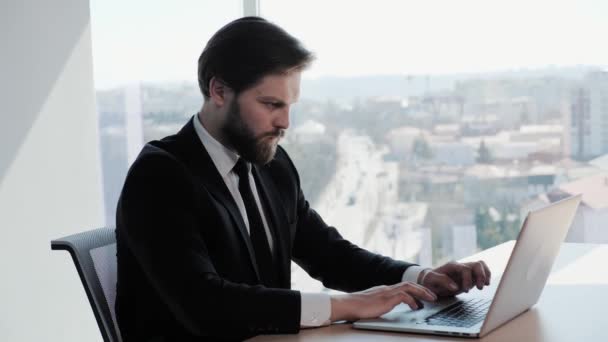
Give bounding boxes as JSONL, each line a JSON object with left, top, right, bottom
{"left": 354, "top": 194, "right": 581, "bottom": 338}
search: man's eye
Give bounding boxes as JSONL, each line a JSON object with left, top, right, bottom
{"left": 265, "top": 102, "right": 280, "bottom": 109}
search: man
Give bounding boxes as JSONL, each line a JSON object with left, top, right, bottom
{"left": 115, "top": 17, "right": 491, "bottom": 341}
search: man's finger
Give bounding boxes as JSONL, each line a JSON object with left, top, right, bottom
{"left": 470, "top": 262, "right": 486, "bottom": 289}
{"left": 480, "top": 260, "right": 491, "bottom": 285}
{"left": 426, "top": 272, "right": 459, "bottom": 293}
{"left": 458, "top": 264, "right": 474, "bottom": 292}
{"left": 392, "top": 282, "right": 437, "bottom": 301}
{"left": 392, "top": 291, "right": 419, "bottom": 310}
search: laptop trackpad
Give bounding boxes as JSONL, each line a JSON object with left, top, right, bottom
{"left": 379, "top": 296, "right": 461, "bottom": 323}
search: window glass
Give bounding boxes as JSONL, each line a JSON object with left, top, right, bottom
{"left": 90, "top": 0, "right": 241, "bottom": 224}
{"left": 260, "top": 0, "right": 608, "bottom": 292}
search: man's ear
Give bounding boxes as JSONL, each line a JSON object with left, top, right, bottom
{"left": 208, "top": 77, "right": 230, "bottom": 107}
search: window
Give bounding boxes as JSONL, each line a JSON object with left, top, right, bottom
{"left": 259, "top": 0, "right": 608, "bottom": 291}
{"left": 91, "top": 0, "right": 608, "bottom": 293}
{"left": 90, "top": 0, "right": 242, "bottom": 224}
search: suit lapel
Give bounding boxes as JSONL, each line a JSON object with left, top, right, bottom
{"left": 253, "top": 164, "right": 291, "bottom": 288}
{"left": 174, "top": 118, "right": 261, "bottom": 281}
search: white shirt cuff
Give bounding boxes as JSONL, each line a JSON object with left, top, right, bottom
{"left": 300, "top": 292, "right": 331, "bottom": 327}
{"left": 402, "top": 265, "right": 430, "bottom": 284}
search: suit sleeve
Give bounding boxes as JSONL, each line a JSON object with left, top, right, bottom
{"left": 117, "top": 151, "right": 301, "bottom": 339}
{"left": 284, "top": 148, "right": 416, "bottom": 292}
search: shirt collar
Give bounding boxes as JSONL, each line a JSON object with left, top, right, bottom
{"left": 192, "top": 114, "right": 242, "bottom": 178}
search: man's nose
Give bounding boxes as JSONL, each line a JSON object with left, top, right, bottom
{"left": 274, "top": 107, "right": 290, "bottom": 130}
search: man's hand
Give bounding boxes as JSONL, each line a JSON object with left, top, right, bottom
{"left": 419, "top": 261, "right": 491, "bottom": 297}
{"left": 329, "top": 281, "right": 437, "bottom": 322}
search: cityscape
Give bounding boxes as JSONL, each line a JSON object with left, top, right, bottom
{"left": 97, "top": 66, "right": 608, "bottom": 292}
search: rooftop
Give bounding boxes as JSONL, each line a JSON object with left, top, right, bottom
{"left": 558, "top": 172, "right": 608, "bottom": 209}
{"left": 589, "top": 154, "right": 608, "bottom": 171}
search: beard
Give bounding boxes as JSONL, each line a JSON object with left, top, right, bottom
{"left": 222, "top": 99, "right": 285, "bottom": 165}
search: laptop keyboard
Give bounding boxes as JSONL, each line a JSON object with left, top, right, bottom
{"left": 425, "top": 298, "right": 491, "bottom": 328}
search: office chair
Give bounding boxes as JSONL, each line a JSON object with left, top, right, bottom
{"left": 51, "top": 227, "right": 122, "bottom": 342}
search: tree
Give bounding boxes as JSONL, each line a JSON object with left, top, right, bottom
{"left": 499, "top": 207, "right": 521, "bottom": 241}
{"left": 475, "top": 205, "right": 500, "bottom": 250}
{"left": 412, "top": 135, "right": 433, "bottom": 161}
{"left": 476, "top": 140, "right": 493, "bottom": 164}
{"left": 475, "top": 204, "right": 521, "bottom": 250}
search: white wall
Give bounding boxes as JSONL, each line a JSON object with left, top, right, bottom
{"left": 0, "top": 0, "right": 104, "bottom": 340}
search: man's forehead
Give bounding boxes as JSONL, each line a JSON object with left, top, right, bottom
{"left": 253, "top": 72, "right": 301, "bottom": 103}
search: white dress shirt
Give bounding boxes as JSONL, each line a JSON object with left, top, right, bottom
{"left": 192, "top": 115, "right": 427, "bottom": 327}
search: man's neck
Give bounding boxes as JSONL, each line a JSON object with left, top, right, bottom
{"left": 197, "top": 109, "right": 235, "bottom": 153}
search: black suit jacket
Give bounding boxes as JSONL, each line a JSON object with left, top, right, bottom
{"left": 115, "top": 117, "right": 415, "bottom": 341}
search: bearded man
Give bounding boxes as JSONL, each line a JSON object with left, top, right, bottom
{"left": 115, "top": 16, "right": 491, "bottom": 342}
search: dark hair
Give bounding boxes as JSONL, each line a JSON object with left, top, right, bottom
{"left": 198, "top": 17, "right": 313, "bottom": 99}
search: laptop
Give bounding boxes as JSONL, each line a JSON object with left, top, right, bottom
{"left": 353, "top": 194, "right": 581, "bottom": 338}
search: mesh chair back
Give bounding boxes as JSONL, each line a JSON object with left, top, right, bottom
{"left": 51, "top": 228, "right": 122, "bottom": 342}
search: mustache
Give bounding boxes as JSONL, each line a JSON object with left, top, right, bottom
{"left": 260, "top": 129, "right": 285, "bottom": 139}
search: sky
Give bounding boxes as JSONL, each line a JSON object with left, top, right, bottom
{"left": 90, "top": 0, "right": 608, "bottom": 89}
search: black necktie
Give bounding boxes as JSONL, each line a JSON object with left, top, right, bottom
{"left": 233, "top": 158, "right": 278, "bottom": 287}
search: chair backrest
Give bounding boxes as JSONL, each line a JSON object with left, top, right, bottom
{"left": 51, "top": 227, "right": 122, "bottom": 342}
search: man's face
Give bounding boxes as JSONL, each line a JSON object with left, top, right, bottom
{"left": 222, "top": 71, "right": 301, "bottom": 165}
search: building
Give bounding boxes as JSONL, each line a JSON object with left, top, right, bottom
{"left": 98, "top": 83, "right": 144, "bottom": 226}
{"left": 589, "top": 153, "right": 608, "bottom": 171}
{"left": 451, "top": 225, "right": 477, "bottom": 260}
{"left": 365, "top": 202, "right": 429, "bottom": 263}
{"left": 461, "top": 128, "right": 562, "bottom": 163}
{"left": 429, "top": 138, "right": 476, "bottom": 166}
{"left": 463, "top": 164, "right": 556, "bottom": 207}
{"left": 522, "top": 172, "right": 608, "bottom": 243}
{"left": 385, "top": 126, "right": 428, "bottom": 160}
{"left": 569, "top": 71, "right": 608, "bottom": 160}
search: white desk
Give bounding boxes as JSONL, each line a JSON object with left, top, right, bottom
{"left": 251, "top": 242, "right": 608, "bottom": 341}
